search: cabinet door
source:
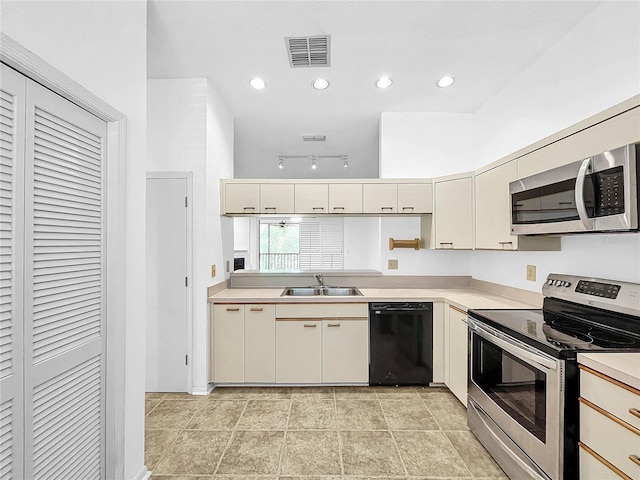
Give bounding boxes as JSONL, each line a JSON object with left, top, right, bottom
{"left": 398, "top": 183, "right": 433, "bottom": 214}
{"left": 328, "top": 184, "right": 363, "bottom": 214}
{"left": 322, "top": 319, "right": 368, "bottom": 383}
{"left": 225, "top": 183, "right": 260, "bottom": 214}
{"left": 448, "top": 306, "right": 468, "bottom": 405}
{"left": 244, "top": 304, "right": 275, "bottom": 383}
{"left": 260, "top": 184, "right": 294, "bottom": 214}
{"left": 295, "top": 184, "right": 329, "bottom": 214}
{"left": 362, "top": 184, "right": 398, "bottom": 213}
{"left": 518, "top": 106, "right": 640, "bottom": 178}
{"left": 276, "top": 320, "right": 322, "bottom": 383}
{"left": 475, "top": 162, "right": 518, "bottom": 250}
{"left": 434, "top": 177, "right": 473, "bottom": 249}
{"left": 213, "top": 305, "right": 244, "bottom": 382}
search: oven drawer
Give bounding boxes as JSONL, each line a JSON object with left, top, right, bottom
{"left": 580, "top": 367, "right": 640, "bottom": 431}
{"left": 579, "top": 399, "right": 640, "bottom": 479}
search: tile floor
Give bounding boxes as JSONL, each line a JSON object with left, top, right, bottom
{"left": 145, "top": 386, "right": 508, "bottom": 480}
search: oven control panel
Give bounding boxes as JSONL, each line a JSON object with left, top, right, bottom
{"left": 543, "top": 273, "right": 639, "bottom": 317}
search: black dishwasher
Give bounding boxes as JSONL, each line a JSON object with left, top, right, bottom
{"left": 369, "top": 302, "right": 433, "bottom": 386}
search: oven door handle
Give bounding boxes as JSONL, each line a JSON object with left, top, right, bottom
{"left": 575, "top": 157, "right": 594, "bottom": 231}
{"left": 469, "top": 319, "right": 557, "bottom": 371}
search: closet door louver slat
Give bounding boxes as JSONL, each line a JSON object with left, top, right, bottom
{"left": 23, "top": 79, "right": 107, "bottom": 480}
{"left": 0, "top": 65, "right": 26, "bottom": 480}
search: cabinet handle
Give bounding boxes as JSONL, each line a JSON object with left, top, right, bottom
{"left": 499, "top": 241, "right": 513, "bottom": 245}
{"left": 381, "top": 206, "right": 394, "bottom": 210}
{"left": 333, "top": 206, "right": 345, "bottom": 210}
{"left": 629, "top": 455, "right": 640, "bottom": 468}
{"left": 264, "top": 207, "right": 276, "bottom": 211}
{"left": 226, "top": 307, "right": 240, "bottom": 312}
{"left": 312, "top": 207, "right": 325, "bottom": 211}
{"left": 629, "top": 408, "right": 640, "bottom": 419}
{"left": 402, "top": 206, "right": 414, "bottom": 210}
{"left": 249, "top": 307, "right": 263, "bottom": 312}
{"left": 327, "top": 323, "right": 341, "bottom": 327}
{"left": 303, "top": 324, "right": 317, "bottom": 328}
{"left": 242, "top": 206, "right": 256, "bottom": 211}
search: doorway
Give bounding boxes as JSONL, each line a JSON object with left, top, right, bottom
{"left": 145, "top": 172, "right": 193, "bottom": 392}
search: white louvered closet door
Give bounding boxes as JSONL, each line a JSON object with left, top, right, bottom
{"left": 1, "top": 64, "right": 27, "bottom": 480}
{"left": 0, "top": 62, "right": 106, "bottom": 480}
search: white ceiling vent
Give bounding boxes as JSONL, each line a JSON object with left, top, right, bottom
{"left": 302, "top": 135, "right": 326, "bottom": 142}
{"left": 286, "top": 35, "right": 331, "bottom": 68}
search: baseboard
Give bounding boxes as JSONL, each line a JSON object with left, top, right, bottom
{"left": 191, "top": 384, "right": 214, "bottom": 395}
{"left": 132, "top": 466, "right": 151, "bottom": 480}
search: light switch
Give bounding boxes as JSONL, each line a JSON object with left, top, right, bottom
{"left": 211, "top": 264, "right": 216, "bottom": 277}
{"left": 526, "top": 265, "right": 536, "bottom": 282}
{"left": 388, "top": 259, "right": 399, "bottom": 270}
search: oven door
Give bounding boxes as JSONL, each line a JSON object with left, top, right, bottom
{"left": 467, "top": 318, "right": 564, "bottom": 480}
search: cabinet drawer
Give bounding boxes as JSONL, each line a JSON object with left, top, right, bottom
{"left": 580, "top": 399, "right": 640, "bottom": 479}
{"left": 580, "top": 444, "right": 628, "bottom": 480}
{"left": 276, "top": 303, "right": 368, "bottom": 319}
{"left": 581, "top": 367, "right": 640, "bottom": 431}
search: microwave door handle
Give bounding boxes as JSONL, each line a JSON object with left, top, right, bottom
{"left": 575, "top": 157, "right": 594, "bottom": 230}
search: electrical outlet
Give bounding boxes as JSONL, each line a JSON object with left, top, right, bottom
{"left": 211, "top": 264, "right": 216, "bottom": 277}
{"left": 526, "top": 265, "right": 536, "bottom": 282}
{"left": 388, "top": 259, "right": 398, "bottom": 270}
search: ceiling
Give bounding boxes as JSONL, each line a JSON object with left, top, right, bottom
{"left": 147, "top": 0, "right": 601, "bottom": 179}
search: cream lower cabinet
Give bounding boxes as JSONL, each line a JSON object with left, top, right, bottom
{"left": 579, "top": 366, "right": 640, "bottom": 479}
{"left": 434, "top": 176, "right": 473, "bottom": 249}
{"left": 446, "top": 305, "right": 469, "bottom": 405}
{"left": 244, "top": 304, "right": 276, "bottom": 382}
{"left": 275, "top": 303, "right": 369, "bottom": 384}
{"left": 322, "top": 319, "right": 368, "bottom": 383}
{"left": 211, "top": 304, "right": 245, "bottom": 382}
{"left": 276, "top": 320, "right": 322, "bottom": 383}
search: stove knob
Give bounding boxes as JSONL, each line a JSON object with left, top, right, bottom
{"left": 563, "top": 281, "right": 571, "bottom": 287}
{"left": 547, "top": 279, "right": 555, "bottom": 286}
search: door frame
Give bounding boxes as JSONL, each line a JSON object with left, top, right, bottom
{"left": 146, "top": 171, "right": 194, "bottom": 393}
{"left": 1, "top": 32, "right": 128, "bottom": 479}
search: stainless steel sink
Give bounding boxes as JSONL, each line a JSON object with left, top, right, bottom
{"left": 281, "top": 286, "right": 363, "bottom": 297}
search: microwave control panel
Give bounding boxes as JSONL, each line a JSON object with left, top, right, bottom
{"left": 593, "top": 166, "right": 625, "bottom": 217}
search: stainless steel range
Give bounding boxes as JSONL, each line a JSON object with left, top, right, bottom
{"left": 467, "top": 274, "right": 640, "bottom": 480}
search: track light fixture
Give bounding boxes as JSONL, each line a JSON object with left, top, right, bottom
{"left": 276, "top": 154, "right": 349, "bottom": 170}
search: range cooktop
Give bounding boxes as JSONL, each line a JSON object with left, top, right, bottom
{"left": 469, "top": 274, "right": 640, "bottom": 359}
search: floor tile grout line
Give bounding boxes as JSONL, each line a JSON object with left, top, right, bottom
{"left": 276, "top": 395, "right": 294, "bottom": 475}
{"left": 332, "top": 387, "right": 346, "bottom": 477}
{"left": 212, "top": 398, "right": 249, "bottom": 475}
{"left": 377, "top": 390, "right": 411, "bottom": 478}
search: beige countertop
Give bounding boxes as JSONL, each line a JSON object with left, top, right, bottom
{"left": 578, "top": 352, "right": 640, "bottom": 390}
{"left": 208, "top": 287, "right": 538, "bottom": 311}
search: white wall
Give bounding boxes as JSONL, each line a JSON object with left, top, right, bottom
{"left": 147, "top": 78, "right": 234, "bottom": 393}
{"left": 470, "top": 1, "right": 640, "bottom": 291}
{"left": 343, "top": 217, "right": 380, "bottom": 270}
{"left": 0, "top": 2, "right": 148, "bottom": 478}
{"left": 380, "top": 112, "right": 474, "bottom": 177}
{"left": 378, "top": 2, "right": 640, "bottom": 290}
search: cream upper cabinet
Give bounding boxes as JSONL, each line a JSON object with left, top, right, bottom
{"left": 518, "top": 106, "right": 640, "bottom": 178}
{"left": 397, "top": 183, "right": 433, "bottom": 214}
{"left": 225, "top": 183, "right": 260, "bottom": 214}
{"left": 475, "top": 162, "right": 517, "bottom": 250}
{"left": 328, "top": 183, "right": 363, "bottom": 214}
{"left": 434, "top": 176, "right": 473, "bottom": 250}
{"left": 260, "top": 184, "right": 294, "bottom": 214}
{"left": 363, "top": 183, "right": 398, "bottom": 214}
{"left": 295, "top": 183, "right": 329, "bottom": 214}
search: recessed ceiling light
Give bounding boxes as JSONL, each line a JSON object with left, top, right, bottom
{"left": 249, "top": 77, "right": 266, "bottom": 90}
{"left": 437, "top": 76, "right": 455, "bottom": 88}
{"left": 312, "top": 78, "right": 330, "bottom": 90}
{"left": 375, "top": 76, "right": 393, "bottom": 89}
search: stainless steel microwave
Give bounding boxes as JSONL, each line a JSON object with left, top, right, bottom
{"left": 510, "top": 144, "right": 639, "bottom": 235}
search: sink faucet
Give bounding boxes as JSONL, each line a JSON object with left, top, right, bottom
{"left": 314, "top": 273, "right": 324, "bottom": 287}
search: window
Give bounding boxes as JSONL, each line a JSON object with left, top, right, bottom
{"left": 259, "top": 218, "right": 344, "bottom": 271}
